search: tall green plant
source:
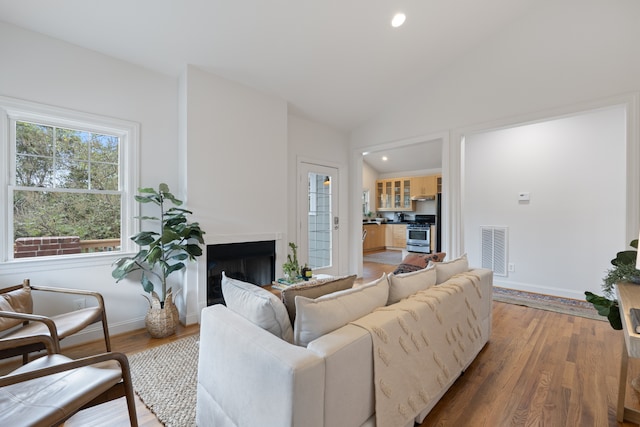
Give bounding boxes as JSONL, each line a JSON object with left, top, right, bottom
{"left": 112, "top": 183, "right": 205, "bottom": 304}
{"left": 585, "top": 239, "right": 639, "bottom": 330}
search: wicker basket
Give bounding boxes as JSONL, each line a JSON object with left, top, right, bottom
{"left": 145, "top": 289, "right": 179, "bottom": 338}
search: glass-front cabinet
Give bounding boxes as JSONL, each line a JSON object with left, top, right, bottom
{"left": 376, "top": 178, "right": 413, "bottom": 211}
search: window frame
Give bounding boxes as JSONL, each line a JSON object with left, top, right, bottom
{"left": 0, "top": 96, "right": 139, "bottom": 269}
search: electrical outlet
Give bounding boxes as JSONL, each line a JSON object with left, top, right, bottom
{"left": 508, "top": 263, "right": 515, "bottom": 272}
{"left": 73, "top": 298, "right": 86, "bottom": 310}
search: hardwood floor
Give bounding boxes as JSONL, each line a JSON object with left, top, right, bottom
{"left": 8, "top": 255, "right": 639, "bottom": 426}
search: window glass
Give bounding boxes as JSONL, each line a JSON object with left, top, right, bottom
{"left": 1, "top": 97, "right": 138, "bottom": 262}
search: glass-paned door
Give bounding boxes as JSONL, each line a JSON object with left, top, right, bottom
{"left": 299, "top": 162, "right": 338, "bottom": 275}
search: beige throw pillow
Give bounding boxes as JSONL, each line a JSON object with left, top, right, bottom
{"left": 433, "top": 254, "right": 469, "bottom": 284}
{"left": 281, "top": 275, "right": 356, "bottom": 324}
{"left": 293, "top": 273, "right": 388, "bottom": 347}
{"left": 221, "top": 272, "right": 294, "bottom": 343}
{"left": 387, "top": 264, "right": 437, "bottom": 305}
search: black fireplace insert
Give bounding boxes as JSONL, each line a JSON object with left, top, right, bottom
{"left": 206, "top": 240, "right": 276, "bottom": 305}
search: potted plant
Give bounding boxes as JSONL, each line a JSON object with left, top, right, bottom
{"left": 282, "top": 242, "right": 302, "bottom": 283}
{"left": 112, "top": 183, "right": 205, "bottom": 338}
{"left": 585, "top": 239, "right": 639, "bottom": 330}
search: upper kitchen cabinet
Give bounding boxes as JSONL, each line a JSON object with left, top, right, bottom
{"left": 411, "top": 174, "right": 441, "bottom": 199}
{"left": 376, "top": 178, "right": 413, "bottom": 211}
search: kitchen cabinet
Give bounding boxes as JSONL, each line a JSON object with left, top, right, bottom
{"left": 410, "top": 174, "right": 439, "bottom": 198}
{"left": 385, "top": 224, "right": 407, "bottom": 249}
{"left": 363, "top": 224, "right": 386, "bottom": 252}
{"left": 376, "top": 178, "right": 413, "bottom": 211}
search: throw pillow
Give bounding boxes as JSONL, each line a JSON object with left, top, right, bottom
{"left": 393, "top": 252, "right": 446, "bottom": 275}
{"left": 221, "top": 272, "right": 294, "bottom": 343}
{"left": 387, "top": 264, "right": 437, "bottom": 305}
{"left": 281, "top": 274, "right": 356, "bottom": 324}
{"left": 0, "top": 283, "right": 33, "bottom": 332}
{"left": 433, "top": 253, "right": 469, "bottom": 284}
{"left": 293, "top": 273, "right": 388, "bottom": 347}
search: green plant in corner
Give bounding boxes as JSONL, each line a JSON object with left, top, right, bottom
{"left": 112, "top": 183, "right": 206, "bottom": 306}
{"left": 585, "top": 239, "right": 639, "bottom": 330}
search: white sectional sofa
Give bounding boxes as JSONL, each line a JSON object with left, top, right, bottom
{"left": 196, "top": 256, "right": 493, "bottom": 427}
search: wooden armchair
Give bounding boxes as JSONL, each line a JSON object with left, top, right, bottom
{"left": 0, "top": 279, "right": 111, "bottom": 363}
{"left": 0, "top": 335, "right": 137, "bottom": 426}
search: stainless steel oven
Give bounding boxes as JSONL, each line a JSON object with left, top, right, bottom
{"left": 406, "top": 224, "right": 431, "bottom": 253}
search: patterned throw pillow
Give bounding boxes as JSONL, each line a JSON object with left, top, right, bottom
{"left": 393, "top": 252, "right": 446, "bottom": 275}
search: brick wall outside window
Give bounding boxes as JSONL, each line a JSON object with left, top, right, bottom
{"left": 14, "top": 237, "right": 82, "bottom": 258}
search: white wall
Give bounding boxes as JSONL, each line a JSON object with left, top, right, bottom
{"left": 464, "top": 106, "right": 626, "bottom": 298}
{"left": 0, "top": 22, "right": 179, "bottom": 343}
{"left": 0, "top": 23, "right": 352, "bottom": 344}
{"left": 179, "top": 65, "right": 289, "bottom": 324}
{"left": 350, "top": 0, "right": 640, "bottom": 295}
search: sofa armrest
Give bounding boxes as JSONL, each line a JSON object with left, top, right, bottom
{"left": 308, "top": 324, "right": 375, "bottom": 427}
{"left": 197, "top": 305, "right": 325, "bottom": 427}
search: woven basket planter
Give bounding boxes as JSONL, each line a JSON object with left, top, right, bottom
{"left": 145, "top": 289, "right": 179, "bottom": 338}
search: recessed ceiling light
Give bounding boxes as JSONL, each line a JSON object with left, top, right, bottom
{"left": 382, "top": 156, "right": 388, "bottom": 161}
{"left": 391, "top": 13, "right": 406, "bottom": 28}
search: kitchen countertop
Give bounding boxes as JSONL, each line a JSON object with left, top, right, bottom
{"left": 362, "top": 221, "right": 412, "bottom": 225}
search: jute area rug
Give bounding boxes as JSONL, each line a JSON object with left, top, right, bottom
{"left": 128, "top": 334, "right": 199, "bottom": 427}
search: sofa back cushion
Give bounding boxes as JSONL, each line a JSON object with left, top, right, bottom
{"left": 294, "top": 273, "right": 388, "bottom": 347}
{"left": 433, "top": 254, "right": 469, "bottom": 284}
{"left": 281, "top": 275, "right": 357, "bottom": 324}
{"left": 0, "top": 283, "right": 33, "bottom": 332}
{"left": 387, "top": 264, "right": 436, "bottom": 304}
{"left": 221, "top": 272, "right": 294, "bottom": 343}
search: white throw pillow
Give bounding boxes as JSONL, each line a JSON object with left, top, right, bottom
{"left": 293, "top": 273, "right": 388, "bottom": 347}
{"left": 433, "top": 253, "right": 469, "bottom": 284}
{"left": 387, "top": 264, "right": 436, "bottom": 305}
{"left": 221, "top": 272, "right": 294, "bottom": 343}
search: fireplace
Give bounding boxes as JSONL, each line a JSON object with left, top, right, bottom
{"left": 207, "top": 240, "right": 276, "bottom": 305}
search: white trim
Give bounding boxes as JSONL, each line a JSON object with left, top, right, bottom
{"left": 0, "top": 95, "right": 140, "bottom": 264}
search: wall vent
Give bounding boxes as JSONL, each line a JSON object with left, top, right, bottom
{"left": 481, "top": 226, "right": 508, "bottom": 277}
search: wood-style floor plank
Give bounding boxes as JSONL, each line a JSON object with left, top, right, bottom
{"left": 4, "top": 254, "right": 638, "bottom": 426}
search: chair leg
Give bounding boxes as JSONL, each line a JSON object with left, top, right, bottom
{"left": 117, "top": 355, "right": 138, "bottom": 427}
{"left": 101, "top": 312, "right": 112, "bottom": 352}
{"left": 21, "top": 352, "right": 29, "bottom": 365}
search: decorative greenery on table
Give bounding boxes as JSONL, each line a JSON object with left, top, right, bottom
{"left": 112, "top": 183, "right": 205, "bottom": 306}
{"left": 282, "top": 242, "right": 302, "bottom": 283}
{"left": 585, "top": 239, "right": 639, "bottom": 330}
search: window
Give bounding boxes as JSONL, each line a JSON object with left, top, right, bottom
{"left": 0, "top": 96, "right": 139, "bottom": 262}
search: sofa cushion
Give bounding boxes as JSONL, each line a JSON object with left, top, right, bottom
{"left": 293, "top": 273, "right": 388, "bottom": 347}
{"left": 0, "top": 283, "right": 33, "bottom": 332}
{"left": 281, "top": 275, "right": 356, "bottom": 324}
{"left": 433, "top": 254, "right": 469, "bottom": 284}
{"left": 387, "top": 264, "right": 437, "bottom": 305}
{"left": 221, "top": 272, "right": 294, "bottom": 343}
{"left": 393, "top": 252, "right": 446, "bottom": 275}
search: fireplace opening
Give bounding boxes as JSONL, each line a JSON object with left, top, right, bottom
{"left": 207, "top": 240, "right": 276, "bottom": 305}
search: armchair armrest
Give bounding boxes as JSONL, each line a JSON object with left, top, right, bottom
{"left": 29, "top": 285, "right": 106, "bottom": 309}
{"left": 0, "top": 335, "right": 57, "bottom": 355}
{"left": 0, "top": 351, "right": 131, "bottom": 387}
{"left": 0, "top": 311, "right": 61, "bottom": 352}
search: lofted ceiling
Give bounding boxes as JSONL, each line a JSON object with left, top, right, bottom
{"left": 0, "top": 0, "right": 548, "bottom": 132}
{"left": 363, "top": 140, "right": 442, "bottom": 175}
